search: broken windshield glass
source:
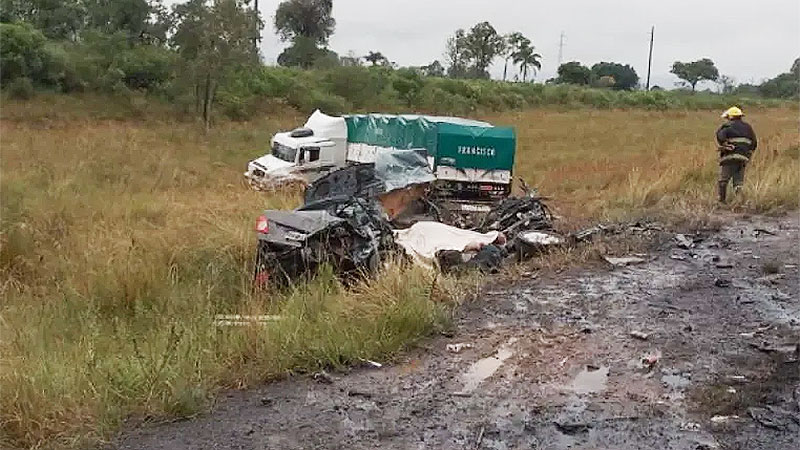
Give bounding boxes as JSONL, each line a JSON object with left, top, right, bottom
{"left": 272, "top": 142, "right": 297, "bottom": 162}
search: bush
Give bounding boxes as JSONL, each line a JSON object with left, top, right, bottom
{"left": 0, "top": 22, "right": 47, "bottom": 85}
{"left": 117, "top": 45, "right": 176, "bottom": 90}
{"left": 6, "top": 77, "right": 35, "bottom": 99}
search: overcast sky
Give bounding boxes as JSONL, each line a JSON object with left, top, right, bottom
{"left": 186, "top": 1, "right": 800, "bottom": 89}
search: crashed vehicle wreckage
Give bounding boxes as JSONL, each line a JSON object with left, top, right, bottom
{"left": 248, "top": 111, "right": 559, "bottom": 287}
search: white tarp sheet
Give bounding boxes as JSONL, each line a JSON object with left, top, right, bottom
{"left": 394, "top": 221, "right": 500, "bottom": 267}
{"left": 305, "top": 109, "right": 347, "bottom": 140}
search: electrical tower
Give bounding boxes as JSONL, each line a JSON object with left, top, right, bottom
{"left": 558, "top": 32, "right": 565, "bottom": 66}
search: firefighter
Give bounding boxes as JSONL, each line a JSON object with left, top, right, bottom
{"left": 716, "top": 106, "right": 757, "bottom": 203}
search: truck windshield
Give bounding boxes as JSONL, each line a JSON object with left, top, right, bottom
{"left": 271, "top": 142, "right": 297, "bottom": 162}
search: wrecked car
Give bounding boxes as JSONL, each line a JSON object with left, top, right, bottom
{"left": 253, "top": 196, "right": 395, "bottom": 288}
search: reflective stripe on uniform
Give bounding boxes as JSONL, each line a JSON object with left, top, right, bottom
{"left": 726, "top": 137, "right": 753, "bottom": 145}
{"left": 720, "top": 153, "right": 750, "bottom": 163}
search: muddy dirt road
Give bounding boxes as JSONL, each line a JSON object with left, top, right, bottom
{"left": 114, "top": 214, "right": 799, "bottom": 450}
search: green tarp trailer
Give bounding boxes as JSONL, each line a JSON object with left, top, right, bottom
{"left": 343, "top": 114, "right": 516, "bottom": 176}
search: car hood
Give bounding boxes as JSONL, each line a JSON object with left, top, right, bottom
{"left": 251, "top": 154, "right": 296, "bottom": 173}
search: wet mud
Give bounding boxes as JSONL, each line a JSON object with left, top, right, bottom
{"left": 113, "top": 214, "right": 800, "bottom": 450}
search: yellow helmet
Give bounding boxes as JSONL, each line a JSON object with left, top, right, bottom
{"left": 721, "top": 106, "right": 743, "bottom": 119}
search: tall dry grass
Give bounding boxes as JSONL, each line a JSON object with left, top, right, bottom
{"left": 489, "top": 108, "right": 799, "bottom": 222}
{"left": 1, "top": 97, "right": 797, "bottom": 448}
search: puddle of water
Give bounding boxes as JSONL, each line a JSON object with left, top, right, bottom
{"left": 661, "top": 373, "right": 691, "bottom": 390}
{"left": 570, "top": 366, "right": 609, "bottom": 394}
{"left": 459, "top": 339, "right": 516, "bottom": 393}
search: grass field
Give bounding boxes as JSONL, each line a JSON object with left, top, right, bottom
{"left": 1, "top": 95, "right": 797, "bottom": 448}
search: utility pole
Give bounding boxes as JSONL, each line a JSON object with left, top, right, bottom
{"left": 253, "top": 0, "right": 262, "bottom": 51}
{"left": 646, "top": 26, "right": 654, "bottom": 90}
{"left": 558, "top": 31, "right": 565, "bottom": 66}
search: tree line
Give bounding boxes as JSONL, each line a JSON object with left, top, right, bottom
{"left": 1, "top": 0, "right": 797, "bottom": 125}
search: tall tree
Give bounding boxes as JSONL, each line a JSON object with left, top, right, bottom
{"left": 274, "top": 0, "right": 334, "bottom": 68}
{"left": 444, "top": 28, "right": 468, "bottom": 78}
{"left": 500, "top": 32, "right": 529, "bottom": 82}
{"left": 670, "top": 58, "right": 719, "bottom": 91}
{"left": 1, "top": 0, "right": 86, "bottom": 40}
{"left": 512, "top": 43, "right": 541, "bottom": 82}
{"left": 554, "top": 61, "right": 591, "bottom": 85}
{"left": 364, "top": 51, "right": 387, "bottom": 66}
{"left": 274, "top": 0, "right": 334, "bottom": 44}
{"left": 422, "top": 60, "right": 445, "bottom": 77}
{"left": 591, "top": 62, "right": 639, "bottom": 90}
{"left": 171, "top": 0, "right": 261, "bottom": 131}
{"left": 462, "top": 21, "right": 503, "bottom": 79}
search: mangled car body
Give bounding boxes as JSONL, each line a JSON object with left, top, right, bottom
{"left": 253, "top": 197, "right": 395, "bottom": 287}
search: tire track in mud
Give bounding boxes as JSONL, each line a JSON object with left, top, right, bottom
{"left": 113, "top": 214, "right": 799, "bottom": 450}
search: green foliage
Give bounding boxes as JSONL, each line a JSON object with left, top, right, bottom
{"left": 462, "top": 21, "right": 504, "bottom": 79}
{"left": 511, "top": 42, "right": 541, "bottom": 82}
{"left": 364, "top": 50, "right": 388, "bottom": 66}
{"left": 421, "top": 60, "right": 445, "bottom": 77}
{"left": 591, "top": 62, "right": 639, "bottom": 90}
{"left": 277, "top": 35, "right": 338, "bottom": 69}
{"left": 671, "top": 58, "right": 719, "bottom": 91}
{"left": 6, "top": 76, "right": 35, "bottom": 99}
{"left": 274, "top": 0, "right": 334, "bottom": 45}
{"left": 0, "top": 22, "right": 47, "bottom": 85}
{"left": 116, "top": 43, "right": 176, "bottom": 89}
{"left": 554, "top": 61, "right": 591, "bottom": 85}
{"left": 759, "top": 72, "right": 799, "bottom": 99}
{"left": 444, "top": 29, "right": 469, "bottom": 78}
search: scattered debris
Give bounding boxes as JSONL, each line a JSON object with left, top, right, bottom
{"left": 630, "top": 331, "right": 650, "bottom": 341}
{"left": 213, "top": 315, "right": 281, "bottom": 326}
{"left": 571, "top": 224, "right": 609, "bottom": 243}
{"left": 346, "top": 390, "right": 374, "bottom": 399}
{"left": 710, "top": 415, "right": 740, "bottom": 424}
{"left": 641, "top": 350, "right": 661, "bottom": 370}
{"left": 749, "top": 341, "right": 799, "bottom": 359}
{"left": 753, "top": 228, "right": 777, "bottom": 237}
{"left": 714, "top": 277, "right": 732, "bottom": 288}
{"left": 715, "top": 261, "right": 734, "bottom": 269}
{"left": 554, "top": 420, "right": 592, "bottom": 435}
{"left": 516, "top": 231, "right": 564, "bottom": 259}
{"left": 478, "top": 194, "right": 553, "bottom": 242}
{"left": 604, "top": 256, "right": 646, "bottom": 267}
{"left": 675, "top": 234, "right": 694, "bottom": 249}
{"left": 359, "top": 358, "right": 383, "bottom": 368}
{"left": 312, "top": 371, "right": 334, "bottom": 384}
{"left": 748, "top": 406, "right": 800, "bottom": 430}
{"left": 726, "top": 375, "right": 748, "bottom": 383}
{"left": 446, "top": 343, "right": 474, "bottom": 353}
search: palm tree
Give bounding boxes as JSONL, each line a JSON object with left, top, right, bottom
{"left": 512, "top": 44, "right": 542, "bottom": 82}
{"left": 502, "top": 32, "right": 529, "bottom": 81}
{"left": 364, "top": 51, "right": 387, "bottom": 66}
